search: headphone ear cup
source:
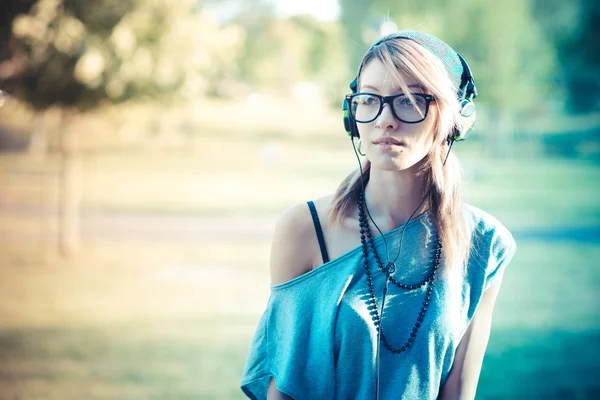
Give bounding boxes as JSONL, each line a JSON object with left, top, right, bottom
{"left": 342, "top": 98, "right": 359, "bottom": 138}
{"left": 452, "top": 100, "right": 476, "bottom": 141}
{"left": 459, "top": 99, "right": 475, "bottom": 118}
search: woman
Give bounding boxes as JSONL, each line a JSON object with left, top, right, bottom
{"left": 241, "top": 30, "right": 516, "bottom": 400}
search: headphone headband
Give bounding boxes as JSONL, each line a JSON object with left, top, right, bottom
{"left": 457, "top": 53, "right": 477, "bottom": 101}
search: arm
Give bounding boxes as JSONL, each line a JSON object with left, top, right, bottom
{"left": 269, "top": 203, "right": 318, "bottom": 284}
{"left": 438, "top": 271, "right": 505, "bottom": 400}
{"left": 268, "top": 377, "right": 294, "bottom": 400}
{"left": 267, "top": 203, "right": 319, "bottom": 398}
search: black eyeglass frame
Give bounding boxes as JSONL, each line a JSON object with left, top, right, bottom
{"left": 346, "top": 92, "right": 436, "bottom": 124}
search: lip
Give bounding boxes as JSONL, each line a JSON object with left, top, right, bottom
{"left": 372, "top": 137, "right": 405, "bottom": 146}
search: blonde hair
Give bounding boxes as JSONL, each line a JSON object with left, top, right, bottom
{"left": 330, "top": 37, "right": 472, "bottom": 271}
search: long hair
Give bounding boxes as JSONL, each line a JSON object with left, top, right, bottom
{"left": 330, "top": 37, "right": 472, "bottom": 271}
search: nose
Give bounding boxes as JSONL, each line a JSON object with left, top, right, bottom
{"left": 375, "top": 103, "right": 399, "bottom": 131}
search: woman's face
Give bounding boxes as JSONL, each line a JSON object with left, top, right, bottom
{"left": 356, "top": 58, "right": 437, "bottom": 172}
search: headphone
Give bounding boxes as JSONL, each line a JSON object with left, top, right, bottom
{"left": 342, "top": 33, "right": 478, "bottom": 399}
{"left": 342, "top": 33, "right": 478, "bottom": 144}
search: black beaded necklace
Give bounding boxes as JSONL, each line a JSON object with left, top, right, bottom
{"left": 357, "top": 191, "right": 442, "bottom": 354}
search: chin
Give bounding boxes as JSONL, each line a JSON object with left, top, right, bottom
{"left": 371, "top": 159, "right": 417, "bottom": 171}
{"left": 370, "top": 156, "right": 420, "bottom": 172}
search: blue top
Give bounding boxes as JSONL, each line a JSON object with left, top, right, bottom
{"left": 240, "top": 205, "right": 516, "bottom": 400}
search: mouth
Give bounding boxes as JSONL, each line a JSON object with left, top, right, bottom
{"left": 373, "top": 137, "right": 405, "bottom": 146}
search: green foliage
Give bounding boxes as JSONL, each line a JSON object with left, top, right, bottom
{"left": 226, "top": 10, "right": 350, "bottom": 105}
{"left": 534, "top": 0, "right": 600, "bottom": 113}
{"left": 0, "top": 0, "right": 245, "bottom": 111}
{"left": 2, "top": 0, "right": 594, "bottom": 117}
{"left": 0, "top": 0, "right": 136, "bottom": 110}
{"left": 0, "top": 0, "right": 37, "bottom": 62}
{"left": 339, "top": 0, "right": 372, "bottom": 70}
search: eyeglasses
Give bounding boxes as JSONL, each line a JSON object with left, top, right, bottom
{"left": 346, "top": 92, "right": 435, "bottom": 124}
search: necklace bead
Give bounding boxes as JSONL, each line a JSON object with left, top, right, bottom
{"left": 357, "top": 194, "right": 441, "bottom": 354}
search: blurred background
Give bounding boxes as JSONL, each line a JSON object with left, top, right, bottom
{"left": 0, "top": 0, "right": 599, "bottom": 398}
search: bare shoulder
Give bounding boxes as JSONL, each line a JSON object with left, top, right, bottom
{"left": 269, "top": 195, "right": 335, "bottom": 285}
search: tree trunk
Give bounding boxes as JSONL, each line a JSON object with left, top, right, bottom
{"left": 28, "top": 110, "right": 48, "bottom": 157}
{"left": 58, "top": 109, "right": 81, "bottom": 257}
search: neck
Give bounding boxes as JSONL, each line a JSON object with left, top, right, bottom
{"left": 363, "top": 164, "right": 429, "bottom": 231}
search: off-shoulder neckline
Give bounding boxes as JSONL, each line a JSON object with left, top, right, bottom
{"left": 271, "top": 209, "right": 432, "bottom": 291}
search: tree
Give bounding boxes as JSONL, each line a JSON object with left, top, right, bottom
{"left": 534, "top": 0, "right": 600, "bottom": 113}
{"left": 0, "top": 0, "right": 138, "bottom": 256}
{"left": 215, "top": 4, "right": 349, "bottom": 105}
{"left": 0, "top": 0, "right": 244, "bottom": 256}
{"left": 339, "top": 0, "right": 373, "bottom": 71}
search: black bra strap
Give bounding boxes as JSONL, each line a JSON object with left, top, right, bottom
{"left": 307, "top": 201, "right": 330, "bottom": 264}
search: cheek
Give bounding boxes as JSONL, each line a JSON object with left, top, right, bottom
{"left": 408, "top": 122, "right": 438, "bottom": 159}
{"left": 411, "top": 124, "right": 435, "bottom": 146}
{"left": 420, "top": 113, "right": 439, "bottom": 147}
{"left": 356, "top": 123, "right": 374, "bottom": 140}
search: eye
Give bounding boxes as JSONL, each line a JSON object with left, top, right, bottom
{"left": 358, "top": 95, "right": 378, "bottom": 106}
{"left": 413, "top": 95, "right": 426, "bottom": 106}
{"left": 398, "top": 95, "right": 425, "bottom": 107}
{"left": 398, "top": 96, "right": 413, "bottom": 107}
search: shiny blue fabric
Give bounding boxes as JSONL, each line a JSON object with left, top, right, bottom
{"left": 241, "top": 206, "right": 516, "bottom": 399}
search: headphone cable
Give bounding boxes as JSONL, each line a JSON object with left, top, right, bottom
{"left": 350, "top": 138, "right": 454, "bottom": 400}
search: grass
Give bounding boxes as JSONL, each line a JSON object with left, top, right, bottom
{"left": 458, "top": 151, "right": 600, "bottom": 229}
{"left": 0, "top": 319, "right": 254, "bottom": 400}
{"left": 0, "top": 239, "right": 268, "bottom": 399}
{"left": 476, "top": 241, "right": 600, "bottom": 399}
{"left": 480, "top": 327, "right": 600, "bottom": 399}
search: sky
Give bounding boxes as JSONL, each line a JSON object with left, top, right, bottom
{"left": 273, "top": 0, "right": 340, "bottom": 21}
{"left": 206, "top": 0, "right": 341, "bottom": 23}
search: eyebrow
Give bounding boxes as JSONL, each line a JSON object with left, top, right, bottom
{"left": 360, "top": 84, "right": 423, "bottom": 92}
